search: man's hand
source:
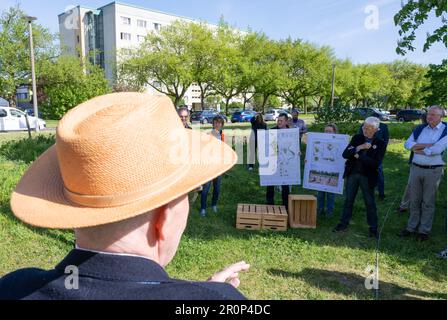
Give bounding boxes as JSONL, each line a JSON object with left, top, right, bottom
{"left": 208, "top": 261, "right": 250, "bottom": 288}
{"left": 356, "top": 143, "right": 372, "bottom": 152}
{"left": 412, "top": 143, "right": 433, "bottom": 152}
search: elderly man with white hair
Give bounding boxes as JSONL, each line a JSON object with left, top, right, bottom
{"left": 399, "top": 105, "right": 447, "bottom": 241}
{"left": 333, "top": 117, "right": 386, "bottom": 238}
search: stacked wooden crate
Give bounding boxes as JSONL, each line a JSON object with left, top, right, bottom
{"left": 236, "top": 204, "right": 288, "bottom": 232}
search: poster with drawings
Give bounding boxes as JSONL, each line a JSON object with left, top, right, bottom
{"left": 303, "top": 133, "right": 350, "bottom": 195}
{"left": 258, "top": 128, "right": 301, "bottom": 187}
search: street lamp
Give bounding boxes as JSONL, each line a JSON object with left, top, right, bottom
{"left": 23, "top": 16, "right": 39, "bottom": 131}
{"left": 330, "top": 63, "right": 336, "bottom": 108}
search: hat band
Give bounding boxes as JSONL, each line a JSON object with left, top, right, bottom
{"left": 63, "top": 163, "right": 191, "bottom": 208}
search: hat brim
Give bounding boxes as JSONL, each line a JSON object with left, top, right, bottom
{"left": 10, "top": 129, "right": 237, "bottom": 229}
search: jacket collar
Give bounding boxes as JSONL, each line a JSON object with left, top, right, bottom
{"left": 55, "top": 249, "right": 171, "bottom": 283}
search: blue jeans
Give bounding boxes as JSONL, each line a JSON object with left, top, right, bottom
{"left": 200, "top": 176, "right": 222, "bottom": 210}
{"left": 317, "top": 191, "right": 335, "bottom": 216}
{"left": 377, "top": 163, "right": 385, "bottom": 197}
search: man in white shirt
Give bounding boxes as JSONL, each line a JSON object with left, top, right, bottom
{"left": 399, "top": 105, "right": 447, "bottom": 241}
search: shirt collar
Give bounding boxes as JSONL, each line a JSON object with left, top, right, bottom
{"left": 55, "top": 249, "right": 171, "bottom": 283}
{"left": 428, "top": 122, "right": 444, "bottom": 131}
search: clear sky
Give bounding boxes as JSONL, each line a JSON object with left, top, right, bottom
{"left": 2, "top": 0, "right": 446, "bottom": 65}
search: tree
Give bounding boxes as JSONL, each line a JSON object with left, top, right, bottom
{"left": 189, "top": 22, "right": 218, "bottom": 109}
{"left": 278, "top": 40, "right": 333, "bottom": 113}
{"left": 213, "top": 22, "right": 249, "bottom": 115}
{"left": 248, "top": 35, "right": 284, "bottom": 112}
{"left": 38, "top": 55, "right": 110, "bottom": 119}
{"left": 117, "top": 20, "right": 194, "bottom": 107}
{"left": 424, "top": 59, "right": 447, "bottom": 106}
{"left": 394, "top": 0, "right": 447, "bottom": 55}
{"left": 0, "top": 5, "right": 54, "bottom": 107}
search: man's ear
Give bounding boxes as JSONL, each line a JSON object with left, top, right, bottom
{"left": 153, "top": 205, "right": 169, "bottom": 242}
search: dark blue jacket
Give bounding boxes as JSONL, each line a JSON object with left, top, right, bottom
{"left": 0, "top": 249, "right": 247, "bottom": 300}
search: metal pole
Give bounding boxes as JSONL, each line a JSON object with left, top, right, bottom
{"left": 26, "top": 17, "right": 39, "bottom": 132}
{"left": 330, "top": 63, "right": 336, "bottom": 108}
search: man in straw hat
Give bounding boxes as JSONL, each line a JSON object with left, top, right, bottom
{"left": 0, "top": 93, "right": 249, "bottom": 300}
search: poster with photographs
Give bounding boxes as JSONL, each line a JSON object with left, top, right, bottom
{"left": 303, "top": 133, "right": 350, "bottom": 195}
{"left": 258, "top": 128, "right": 301, "bottom": 187}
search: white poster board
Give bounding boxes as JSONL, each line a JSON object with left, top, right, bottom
{"left": 258, "top": 128, "right": 301, "bottom": 187}
{"left": 303, "top": 133, "right": 350, "bottom": 195}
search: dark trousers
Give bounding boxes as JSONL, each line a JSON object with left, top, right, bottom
{"left": 340, "top": 173, "right": 378, "bottom": 230}
{"left": 266, "top": 186, "right": 289, "bottom": 210}
{"left": 201, "top": 176, "right": 222, "bottom": 210}
{"left": 377, "top": 163, "right": 385, "bottom": 197}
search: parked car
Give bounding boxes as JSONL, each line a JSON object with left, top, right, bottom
{"left": 190, "top": 110, "right": 227, "bottom": 124}
{"left": 264, "top": 109, "right": 291, "bottom": 122}
{"left": 0, "top": 107, "right": 46, "bottom": 131}
{"left": 24, "top": 108, "right": 44, "bottom": 118}
{"left": 396, "top": 109, "right": 425, "bottom": 122}
{"left": 352, "top": 107, "right": 390, "bottom": 121}
{"left": 231, "top": 110, "right": 257, "bottom": 123}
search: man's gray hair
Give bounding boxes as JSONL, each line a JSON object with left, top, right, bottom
{"left": 364, "top": 117, "right": 380, "bottom": 129}
{"left": 428, "top": 105, "right": 445, "bottom": 116}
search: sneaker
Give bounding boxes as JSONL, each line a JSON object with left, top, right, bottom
{"left": 333, "top": 223, "right": 348, "bottom": 233}
{"left": 248, "top": 167, "right": 254, "bottom": 171}
{"left": 417, "top": 233, "right": 429, "bottom": 242}
{"left": 212, "top": 206, "right": 218, "bottom": 213}
{"left": 199, "top": 209, "right": 206, "bottom": 217}
{"left": 436, "top": 248, "right": 447, "bottom": 259}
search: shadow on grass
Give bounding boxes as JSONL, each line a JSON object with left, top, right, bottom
{"left": 0, "top": 204, "right": 74, "bottom": 249}
{"left": 268, "top": 268, "right": 447, "bottom": 300}
{"left": 0, "top": 135, "right": 55, "bottom": 164}
{"left": 186, "top": 146, "right": 447, "bottom": 282}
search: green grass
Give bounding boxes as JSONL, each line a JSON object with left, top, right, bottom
{"left": 0, "top": 127, "right": 446, "bottom": 300}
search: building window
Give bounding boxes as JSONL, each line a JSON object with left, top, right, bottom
{"left": 137, "top": 35, "right": 145, "bottom": 43}
{"left": 121, "top": 16, "right": 131, "bottom": 25}
{"left": 154, "top": 23, "right": 161, "bottom": 31}
{"left": 137, "top": 19, "right": 146, "bottom": 28}
{"left": 17, "top": 93, "right": 29, "bottom": 100}
{"left": 120, "top": 32, "right": 131, "bottom": 41}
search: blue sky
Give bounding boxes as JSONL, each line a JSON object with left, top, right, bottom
{"left": 2, "top": 0, "right": 446, "bottom": 65}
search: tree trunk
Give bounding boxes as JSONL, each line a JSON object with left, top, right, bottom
{"left": 225, "top": 97, "right": 231, "bottom": 116}
{"left": 303, "top": 96, "right": 307, "bottom": 114}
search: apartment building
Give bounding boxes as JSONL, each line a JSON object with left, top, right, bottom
{"left": 58, "top": 1, "right": 241, "bottom": 110}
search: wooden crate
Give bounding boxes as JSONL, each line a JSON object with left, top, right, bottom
{"left": 236, "top": 204, "right": 263, "bottom": 230}
{"left": 236, "top": 204, "right": 288, "bottom": 231}
{"left": 288, "top": 195, "right": 317, "bottom": 229}
{"left": 261, "top": 205, "right": 288, "bottom": 231}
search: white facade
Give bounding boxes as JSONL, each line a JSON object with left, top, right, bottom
{"left": 58, "top": 1, "right": 241, "bottom": 109}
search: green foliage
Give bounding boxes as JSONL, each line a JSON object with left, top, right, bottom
{"left": 394, "top": 0, "right": 447, "bottom": 55}
{"left": 38, "top": 56, "right": 110, "bottom": 119}
{"left": 228, "top": 101, "right": 244, "bottom": 110}
{"left": 424, "top": 59, "right": 447, "bottom": 106}
{"left": 0, "top": 135, "right": 55, "bottom": 163}
{"left": 0, "top": 5, "right": 54, "bottom": 107}
{"left": 315, "top": 100, "right": 356, "bottom": 126}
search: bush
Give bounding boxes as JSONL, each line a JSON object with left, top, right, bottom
{"left": 315, "top": 102, "right": 356, "bottom": 125}
{"left": 0, "top": 135, "right": 55, "bottom": 163}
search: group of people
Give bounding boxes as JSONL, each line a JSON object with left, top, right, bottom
{"left": 1, "top": 95, "right": 446, "bottom": 301}
{"left": 179, "top": 105, "right": 447, "bottom": 256}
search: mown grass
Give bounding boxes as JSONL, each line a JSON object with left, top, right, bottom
{"left": 0, "top": 125, "right": 446, "bottom": 300}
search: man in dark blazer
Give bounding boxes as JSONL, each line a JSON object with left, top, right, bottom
{"left": 358, "top": 121, "right": 389, "bottom": 200}
{"left": 0, "top": 93, "right": 249, "bottom": 300}
{"left": 334, "top": 117, "right": 386, "bottom": 238}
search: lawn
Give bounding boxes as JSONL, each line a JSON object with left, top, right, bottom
{"left": 0, "top": 124, "right": 446, "bottom": 300}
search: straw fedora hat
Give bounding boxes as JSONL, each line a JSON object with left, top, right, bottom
{"left": 10, "top": 92, "right": 237, "bottom": 229}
